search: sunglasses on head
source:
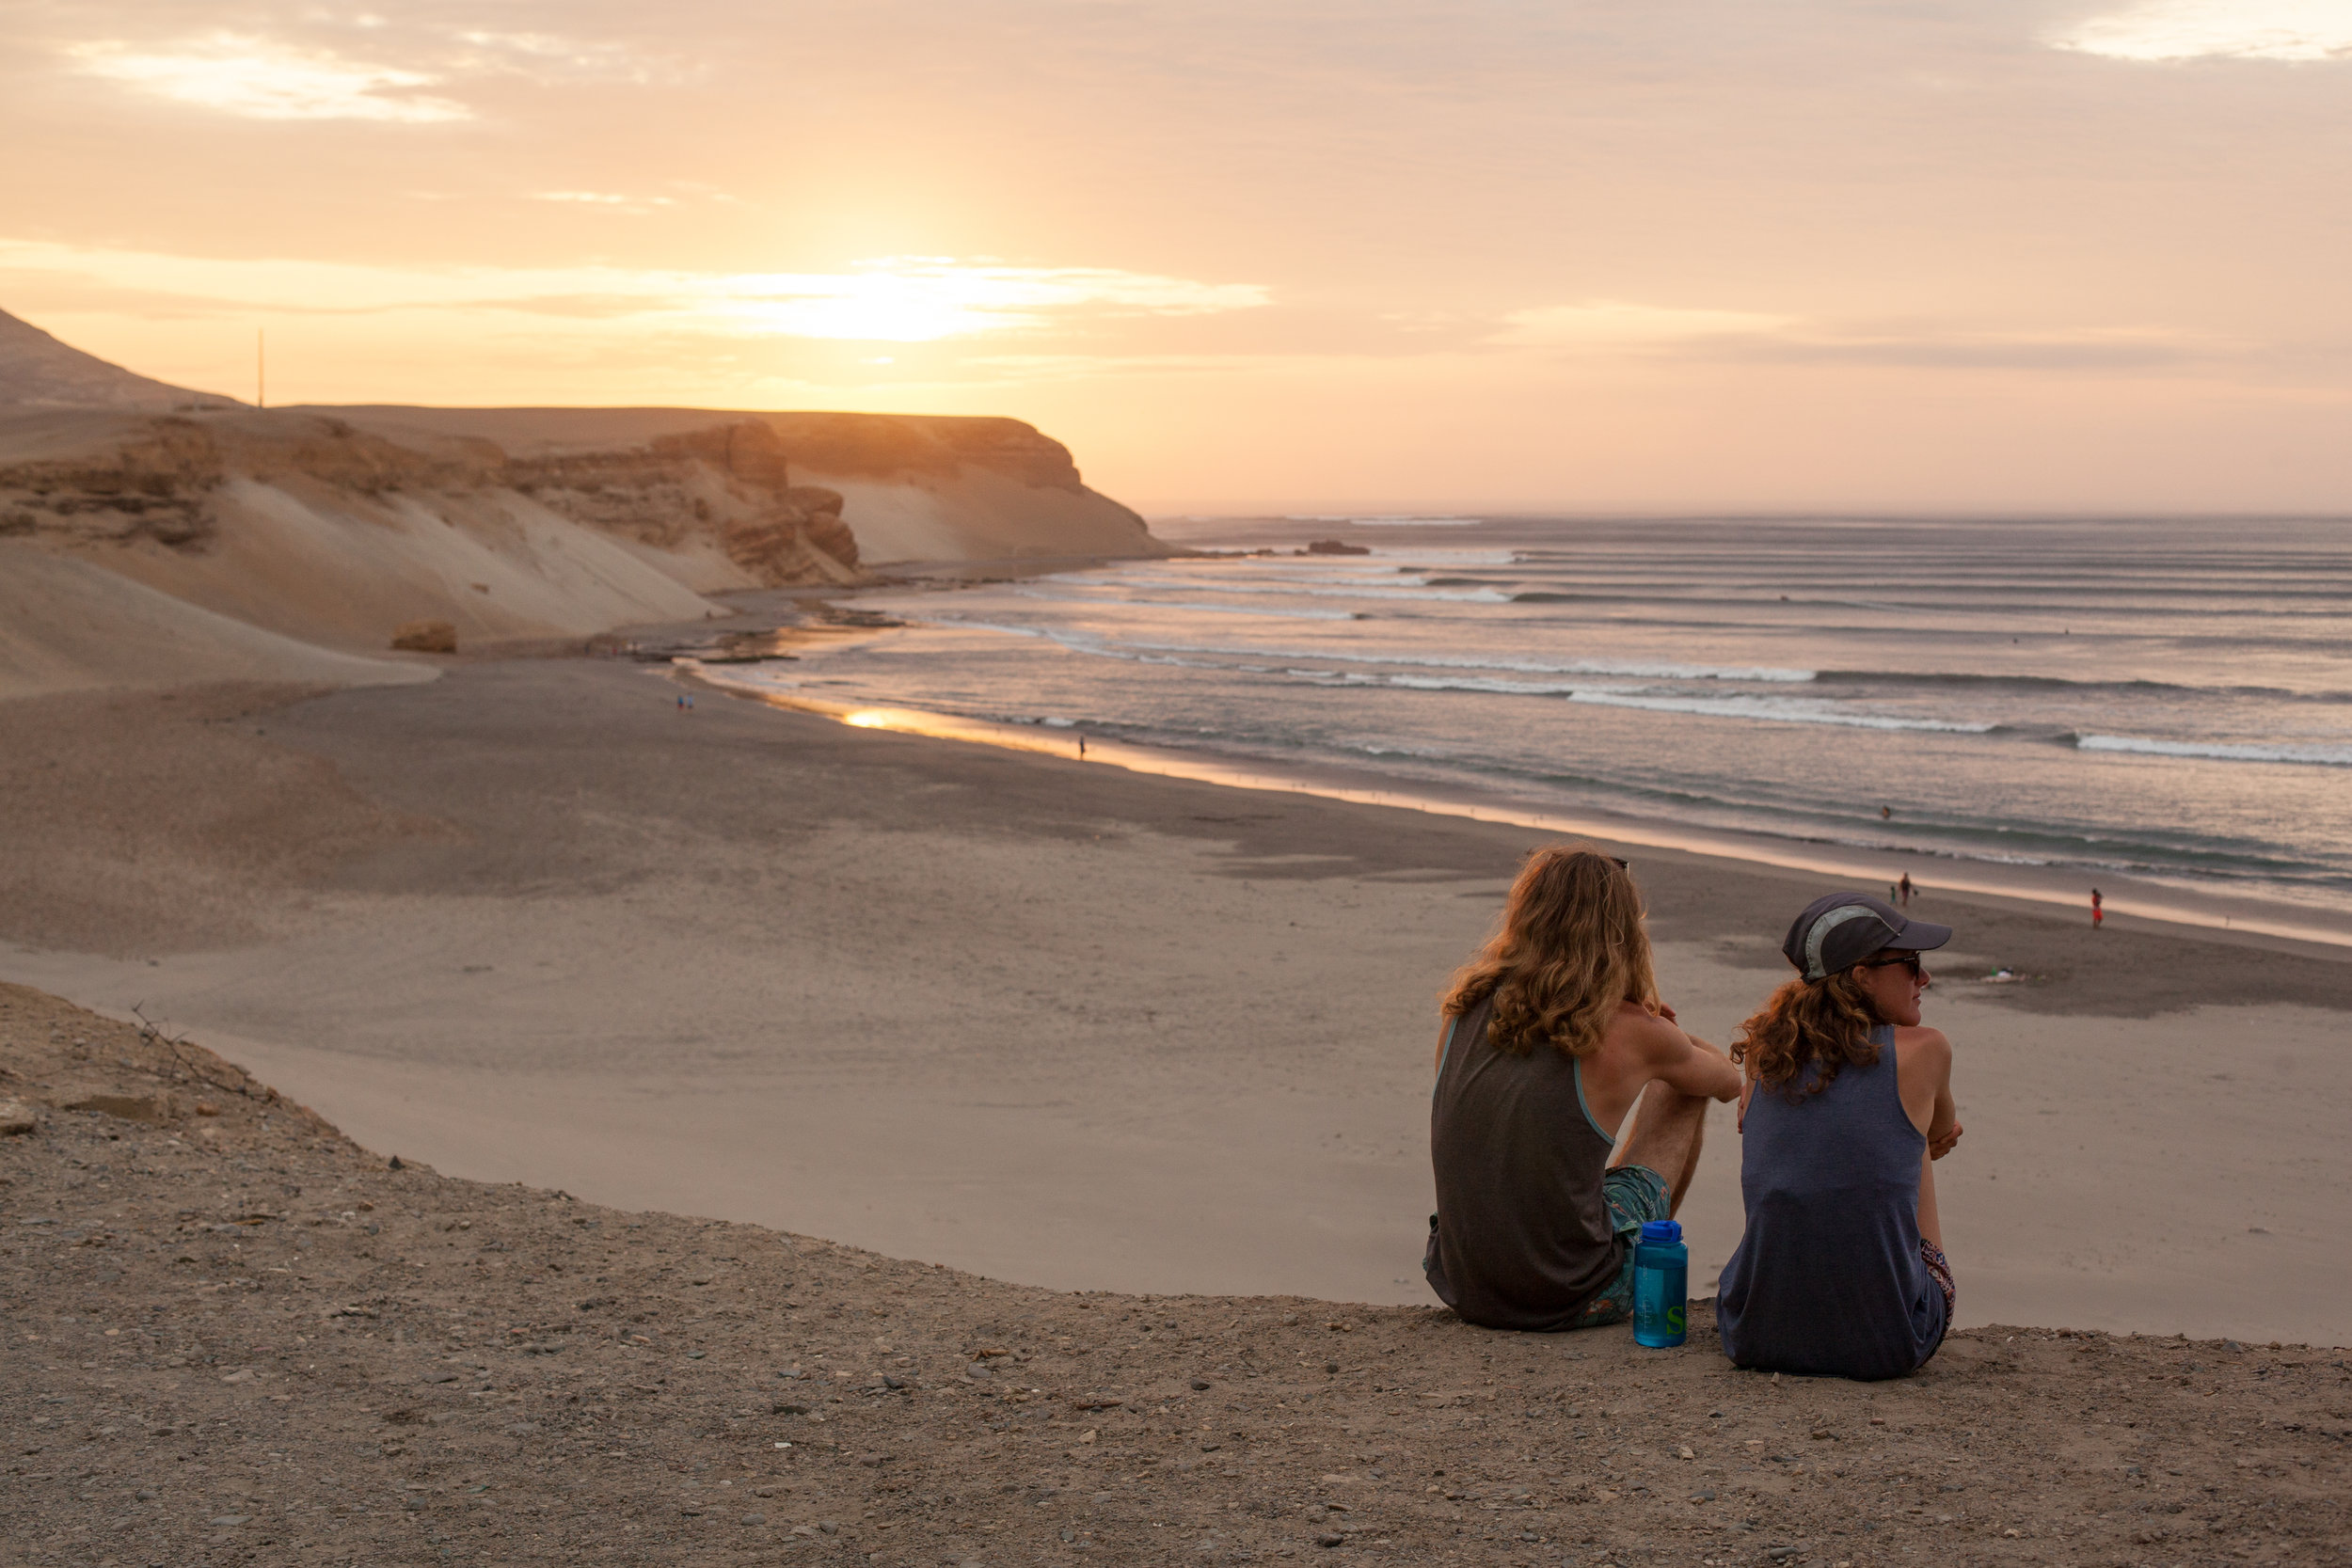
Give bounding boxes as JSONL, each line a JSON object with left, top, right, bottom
{"left": 1861, "top": 953, "right": 1928, "bottom": 980}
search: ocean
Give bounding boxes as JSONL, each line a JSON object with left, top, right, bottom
{"left": 702, "top": 514, "right": 2352, "bottom": 940}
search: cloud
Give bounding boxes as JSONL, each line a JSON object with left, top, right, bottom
{"left": 1494, "top": 301, "right": 1799, "bottom": 349}
{"left": 1492, "top": 299, "right": 2221, "bottom": 370}
{"left": 450, "top": 29, "right": 691, "bottom": 86}
{"left": 531, "top": 191, "right": 676, "bottom": 211}
{"left": 0, "top": 241, "right": 1267, "bottom": 345}
{"left": 65, "top": 33, "right": 471, "bottom": 121}
{"left": 2050, "top": 0, "right": 2352, "bottom": 62}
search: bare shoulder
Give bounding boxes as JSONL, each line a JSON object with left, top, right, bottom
{"left": 1611, "top": 1000, "right": 1687, "bottom": 1056}
{"left": 1892, "top": 1025, "right": 1952, "bottom": 1073}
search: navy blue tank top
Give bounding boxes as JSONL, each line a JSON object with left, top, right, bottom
{"left": 1716, "top": 1025, "right": 1947, "bottom": 1380}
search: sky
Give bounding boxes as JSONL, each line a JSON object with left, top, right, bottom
{"left": 4, "top": 0, "right": 2350, "bottom": 514}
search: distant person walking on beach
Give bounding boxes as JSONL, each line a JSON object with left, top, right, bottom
{"left": 2091, "top": 888, "right": 2104, "bottom": 928}
{"left": 1424, "top": 846, "right": 1740, "bottom": 1332}
{"left": 1716, "top": 894, "right": 1962, "bottom": 1380}
{"left": 1898, "top": 873, "right": 1914, "bottom": 907}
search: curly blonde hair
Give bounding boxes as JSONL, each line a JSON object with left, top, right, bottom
{"left": 1730, "top": 960, "right": 1887, "bottom": 1098}
{"left": 1439, "top": 845, "right": 1658, "bottom": 1057}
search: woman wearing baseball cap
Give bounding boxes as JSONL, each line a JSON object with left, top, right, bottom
{"left": 1714, "top": 893, "right": 1963, "bottom": 1380}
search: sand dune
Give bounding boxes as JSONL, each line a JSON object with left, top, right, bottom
{"left": 91, "top": 474, "right": 726, "bottom": 654}
{"left": 0, "top": 542, "right": 429, "bottom": 700}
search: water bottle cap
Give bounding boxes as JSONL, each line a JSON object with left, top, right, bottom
{"left": 1639, "top": 1220, "right": 1682, "bottom": 1244}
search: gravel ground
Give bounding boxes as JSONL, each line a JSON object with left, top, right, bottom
{"left": 5, "top": 981, "right": 2347, "bottom": 1568}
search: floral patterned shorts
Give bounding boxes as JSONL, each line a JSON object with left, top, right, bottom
{"left": 1920, "top": 1238, "right": 1957, "bottom": 1316}
{"left": 1568, "top": 1164, "right": 1675, "bottom": 1329}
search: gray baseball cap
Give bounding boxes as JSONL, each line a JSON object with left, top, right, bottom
{"left": 1782, "top": 892, "right": 1951, "bottom": 982}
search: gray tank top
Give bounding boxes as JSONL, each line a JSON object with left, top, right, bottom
{"left": 1716, "top": 1025, "right": 1947, "bottom": 1379}
{"left": 1423, "top": 993, "right": 1625, "bottom": 1331}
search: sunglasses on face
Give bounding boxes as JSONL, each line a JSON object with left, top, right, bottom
{"left": 1861, "top": 953, "right": 1928, "bottom": 981}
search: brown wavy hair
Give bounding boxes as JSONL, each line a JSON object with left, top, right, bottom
{"left": 1439, "top": 845, "right": 1659, "bottom": 1057}
{"left": 1730, "top": 955, "right": 1893, "bottom": 1098}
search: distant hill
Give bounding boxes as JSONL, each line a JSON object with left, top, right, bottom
{"left": 0, "top": 308, "right": 1164, "bottom": 698}
{"left": 0, "top": 309, "right": 241, "bottom": 412}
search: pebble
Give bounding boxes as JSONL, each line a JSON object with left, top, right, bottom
{"left": 0, "top": 1101, "right": 36, "bottom": 1135}
{"left": 208, "top": 1515, "right": 250, "bottom": 1527}
{"left": 740, "top": 1512, "right": 766, "bottom": 1526}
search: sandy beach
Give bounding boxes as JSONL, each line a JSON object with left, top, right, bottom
{"left": 3, "top": 656, "right": 2346, "bottom": 1351}
{"left": 6, "top": 982, "right": 2349, "bottom": 1568}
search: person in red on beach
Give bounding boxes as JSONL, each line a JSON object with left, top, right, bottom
{"left": 2091, "top": 888, "right": 2104, "bottom": 928}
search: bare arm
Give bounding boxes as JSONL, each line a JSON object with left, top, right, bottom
{"left": 1645, "top": 1014, "right": 1742, "bottom": 1102}
{"left": 1895, "top": 1026, "right": 1962, "bottom": 1158}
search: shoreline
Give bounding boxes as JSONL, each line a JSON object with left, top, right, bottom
{"left": 4, "top": 659, "right": 2346, "bottom": 1347}
{"left": 681, "top": 654, "right": 2352, "bottom": 958}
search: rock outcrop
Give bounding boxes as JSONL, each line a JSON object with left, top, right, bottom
{"left": 389, "top": 619, "right": 458, "bottom": 654}
{"left": 0, "top": 409, "right": 866, "bottom": 594}
{"left": 497, "top": 418, "right": 862, "bottom": 587}
{"left": 310, "top": 405, "right": 1166, "bottom": 565}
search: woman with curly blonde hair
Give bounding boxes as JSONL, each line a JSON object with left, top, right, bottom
{"left": 1715, "top": 892, "right": 1963, "bottom": 1380}
{"left": 1424, "top": 845, "right": 1740, "bottom": 1332}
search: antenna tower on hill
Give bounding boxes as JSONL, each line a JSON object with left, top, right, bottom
{"left": 257, "top": 328, "right": 265, "bottom": 409}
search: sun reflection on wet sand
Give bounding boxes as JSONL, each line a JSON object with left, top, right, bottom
{"left": 675, "top": 658, "right": 2352, "bottom": 951}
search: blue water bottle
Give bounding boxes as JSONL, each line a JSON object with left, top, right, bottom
{"left": 1632, "top": 1219, "right": 1688, "bottom": 1348}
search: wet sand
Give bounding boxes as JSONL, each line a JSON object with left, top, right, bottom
{"left": 2, "top": 661, "right": 2347, "bottom": 1347}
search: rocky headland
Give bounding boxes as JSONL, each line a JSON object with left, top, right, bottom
{"left": 0, "top": 306, "right": 1162, "bottom": 698}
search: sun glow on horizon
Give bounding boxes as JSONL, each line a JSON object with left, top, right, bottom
{"left": 0, "top": 241, "right": 1268, "bottom": 346}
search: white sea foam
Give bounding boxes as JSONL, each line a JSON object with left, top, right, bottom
{"left": 1568, "top": 691, "right": 1995, "bottom": 733}
{"left": 1287, "top": 514, "right": 1486, "bottom": 526}
{"left": 1058, "top": 574, "right": 1512, "bottom": 604}
{"left": 1380, "top": 673, "right": 1604, "bottom": 697}
{"left": 1009, "top": 591, "right": 1359, "bottom": 622}
{"left": 2076, "top": 735, "right": 2352, "bottom": 767}
{"left": 1095, "top": 637, "right": 1818, "bottom": 685}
